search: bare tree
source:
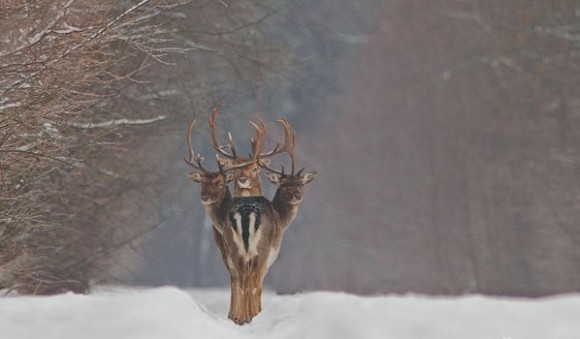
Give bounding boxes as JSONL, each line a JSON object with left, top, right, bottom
{"left": 0, "top": 0, "right": 191, "bottom": 294}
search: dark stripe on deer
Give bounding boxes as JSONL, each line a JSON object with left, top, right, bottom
{"left": 230, "top": 197, "right": 267, "bottom": 252}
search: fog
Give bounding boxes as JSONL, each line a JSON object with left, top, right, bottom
{"left": 117, "top": 1, "right": 580, "bottom": 297}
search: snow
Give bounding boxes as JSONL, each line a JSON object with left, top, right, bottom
{"left": 1, "top": 286, "right": 579, "bottom": 339}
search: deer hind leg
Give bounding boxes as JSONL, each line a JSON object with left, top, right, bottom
{"left": 227, "top": 259, "right": 266, "bottom": 325}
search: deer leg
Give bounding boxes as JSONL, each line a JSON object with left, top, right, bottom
{"left": 227, "top": 259, "right": 266, "bottom": 325}
{"left": 228, "top": 275, "right": 241, "bottom": 323}
{"left": 228, "top": 260, "right": 254, "bottom": 325}
{"left": 245, "top": 261, "right": 267, "bottom": 322}
{"left": 249, "top": 271, "right": 262, "bottom": 317}
{"left": 229, "top": 272, "right": 252, "bottom": 325}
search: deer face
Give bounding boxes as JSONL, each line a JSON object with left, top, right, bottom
{"left": 233, "top": 161, "right": 259, "bottom": 190}
{"left": 265, "top": 171, "right": 317, "bottom": 204}
{"left": 218, "top": 158, "right": 270, "bottom": 196}
{"left": 188, "top": 170, "right": 234, "bottom": 204}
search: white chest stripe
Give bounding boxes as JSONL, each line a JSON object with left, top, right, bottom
{"left": 231, "top": 212, "right": 245, "bottom": 256}
{"left": 247, "top": 212, "right": 261, "bottom": 257}
{"left": 231, "top": 211, "right": 262, "bottom": 261}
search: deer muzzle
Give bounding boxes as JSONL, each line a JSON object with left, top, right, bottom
{"left": 237, "top": 177, "right": 251, "bottom": 189}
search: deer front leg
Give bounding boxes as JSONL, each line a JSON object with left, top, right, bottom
{"left": 227, "top": 260, "right": 267, "bottom": 325}
{"left": 228, "top": 273, "right": 254, "bottom": 325}
{"left": 228, "top": 274, "right": 249, "bottom": 325}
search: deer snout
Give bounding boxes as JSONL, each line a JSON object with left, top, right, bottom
{"left": 200, "top": 192, "right": 215, "bottom": 204}
{"left": 237, "top": 177, "right": 251, "bottom": 189}
{"left": 292, "top": 191, "right": 303, "bottom": 203}
{"left": 200, "top": 193, "right": 210, "bottom": 203}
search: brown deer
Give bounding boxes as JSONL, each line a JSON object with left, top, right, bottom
{"left": 221, "top": 119, "right": 317, "bottom": 324}
{"left": 184, "top": 119, "right": 251, "bottom": 273}
{"left": 259, "top": 120, "right": 318, "bottom": 229}
{"left": 184, "top": 118, "right": 281, "bottom": 324}
{"left": 209, "top": 107, "right": 292, "bottom": 197}
{"left": 187, "top": 117, "right": 316, "bottom": 325}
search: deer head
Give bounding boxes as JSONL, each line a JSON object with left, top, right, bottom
{"left": 185, "top": 119, "right": 232, "bottom": 203}
{"left": 264, "top": 168, "right": 318, "bottom": 205}
{"left": 259, "top": 120, "right": 318, "bottom": 223}
{"left": 209, "top": 108, "right": 293, "bottom": 197}
{"left": 185, "top": 119, "right": 255, "bottom": 224}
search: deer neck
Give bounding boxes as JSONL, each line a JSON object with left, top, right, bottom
{"left": 204, "top": 189, "right": 233, "bottom": 227}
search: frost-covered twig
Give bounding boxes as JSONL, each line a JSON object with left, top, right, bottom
{"left": 92, "top": 0, "right": 152, "bottom": 39}
{"left": 67, "top": 115, "right": 167, "bottom": 129}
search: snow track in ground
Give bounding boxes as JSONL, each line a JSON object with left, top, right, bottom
{"left": 1, "top": 286, "right": 579, "bottom": 339}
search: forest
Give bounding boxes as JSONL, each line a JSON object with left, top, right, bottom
{"left": 1, "top": 0, "right": 580, "bottom": 297}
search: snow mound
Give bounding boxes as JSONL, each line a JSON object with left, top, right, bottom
{"left": 0, "top": 287, "right": 238, "bottom": 339}
{"left": 1, "top": 287, "right": 580, "bottom": 339}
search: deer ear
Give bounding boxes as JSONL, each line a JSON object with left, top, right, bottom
{"left": 188, "top": 171, "right": 203, "bottom": 183}
{"left": 216, "top": 157, "right": 232, "bottom": 168}
{"left": 301, "top": 171, "right": 318, "bottom": 184}
{"left": 265, "top": 171, "right": 281, "bottom": 184}
{"left": 225, "top": 171, "right": 235, "bottom": 183}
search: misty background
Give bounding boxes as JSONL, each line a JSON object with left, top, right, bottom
{"left": 120, "top": 1, "right": 580, "bottom": 297}
{"left": 2, "top": 1, "right": 579, "bottom": 297}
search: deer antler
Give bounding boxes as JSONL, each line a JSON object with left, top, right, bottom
{"left": 258, "top": 119, "right": 299, "bottom": 175}
{"left": 248, "top": 118, "right": 269, "bottom": 160}
{"left": 184, "top": 119, "right": 208, "bottom": 173}
{"left": 187, "top": 117, "right": 255, "bottom": 173}
{"left": 252, "top": 118, "right": 295, "bottom": 164}
{"left": 209, "top": 107, "right": 238, "bottom": 159}
{"left": 209, "top": 106, "right": 296, "bottom": 171}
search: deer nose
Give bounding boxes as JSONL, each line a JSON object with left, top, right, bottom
{"left": 238, "top": 177, "right": 248, "bottom": 184}
{"left": 200, "top": 192, "right": 211, "bottom": 202}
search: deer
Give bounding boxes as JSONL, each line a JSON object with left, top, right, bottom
{"left": 220, "top": 119, "right": 317, "bottom": 324}
{"left": 190, "top": 111, "right": 289, "bottom": 272}
{"left": 184, "top": 119, "right": 251, "bottom": 275}
{"left": 208, "top": 107, "right": 292, "bottom": 198}
{"left": 187, "top": 116, "right": 316, "bottom": 325}
{"left": 259, "top": 119, "right": 318, "bottom": 227}
{"left": 184, "top": 118, "right": 282, "bottom": 324}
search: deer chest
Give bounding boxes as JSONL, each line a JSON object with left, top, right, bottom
{"left": 229, "top": 197, "right": 271, "bottom": 259}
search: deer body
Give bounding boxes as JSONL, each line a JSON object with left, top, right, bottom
{"left": 219, "top": 196, "right": 283, "bottom": 323}
{"left": 186, "top": 112, "right": 317, "bottom": 325}
{"left": 219, "top": 169, "right": 317, "bottom": 324}
{"left": 186, "top": 166, "right": 276, "bottom": 324}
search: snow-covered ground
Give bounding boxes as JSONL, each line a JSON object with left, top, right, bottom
{"left": 1, "top": 286, "right": 579, "bottom": 339}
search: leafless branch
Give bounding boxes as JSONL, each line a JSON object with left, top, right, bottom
{"left": 67, "top": 115, "right": 167, "bottom": 129}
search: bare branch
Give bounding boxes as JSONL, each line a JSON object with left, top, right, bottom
{"left": 67, "top": 115, "right": 167, "bottom": 129}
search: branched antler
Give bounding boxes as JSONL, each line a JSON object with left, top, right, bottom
{"left": 184, "top": 119, "right": 207, "bottom": 173}
{"left": 209, "top": 107, "right": 238, "bottom": 159}
{"left": 258, "top": 119, "right": 300, "bottom": 175}
{"left": 209, "top": 107, "right": 295, "bottom": 166}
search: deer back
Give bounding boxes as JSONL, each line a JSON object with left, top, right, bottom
{"left": 222, "top": 196, "right": 283, "bottom": 270}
